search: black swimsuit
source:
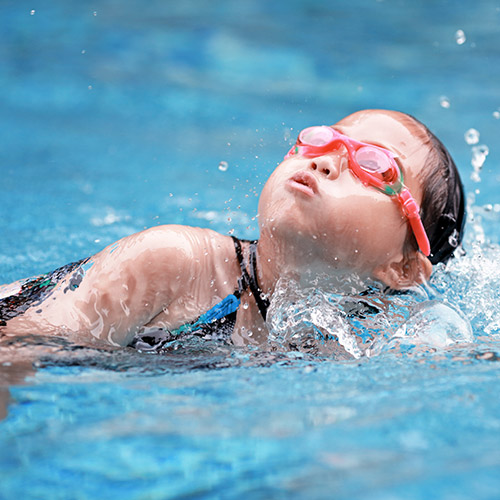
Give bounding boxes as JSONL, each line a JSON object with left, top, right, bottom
{"left": 0, "top": 258, "right": 89, "bottom": 326}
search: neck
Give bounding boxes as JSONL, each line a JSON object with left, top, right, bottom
{"left": 255, "top": 229, "right": 374, "bottom": 299}
{"left": 255, "top": 228, "right": 307, "bottom": 299}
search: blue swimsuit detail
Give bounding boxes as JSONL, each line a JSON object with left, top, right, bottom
{"left": 130, "top": 236, "right": 270, "bottom": 351}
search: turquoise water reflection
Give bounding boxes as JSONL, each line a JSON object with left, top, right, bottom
{"left": 1, "top": 0, "right": 500, "bottom": 498}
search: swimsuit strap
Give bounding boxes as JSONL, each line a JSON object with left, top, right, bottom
{"left": 231, "top": 236, "right": 270, "bottom": 321}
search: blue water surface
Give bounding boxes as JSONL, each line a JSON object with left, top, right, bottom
{"left": 1, "top": 0, "right": 500, "bottom": 498}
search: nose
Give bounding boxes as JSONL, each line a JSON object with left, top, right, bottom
{"left": 308, "top": 155, "right": 342, "bottom": 180}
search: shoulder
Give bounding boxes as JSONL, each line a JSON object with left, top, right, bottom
{"left": 122, "top": 225, "right": 231, "bottom": 260}
{"left": 98, "top": 225, "right": 233, "bottom": 280}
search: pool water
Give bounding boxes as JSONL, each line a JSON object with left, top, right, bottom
{"left": 1, "top": 0, "right": 500, "bottom": 498}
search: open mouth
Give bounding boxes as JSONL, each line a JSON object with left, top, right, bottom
{"left": 287, "top": 171, "right": 319, "bottom": 198}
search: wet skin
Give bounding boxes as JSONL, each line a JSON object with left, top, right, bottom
{"left": 1, "top": 110, "right": 434, "bottom": 347}
{"left": 257, "top": 109, "right": 433, "bottom": 291}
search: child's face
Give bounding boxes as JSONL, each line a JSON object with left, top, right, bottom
{"left": 258, "top": 109, "right": 432, "bottom": 276}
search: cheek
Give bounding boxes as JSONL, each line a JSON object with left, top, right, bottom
{"left": 258, "top": 162, "right": 297, "bottom": 222}
{"left": 321, "top": 194, "right": 407, "bottom": 266}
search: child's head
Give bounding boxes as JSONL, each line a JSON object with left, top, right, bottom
{"left": 258, "top": 109, "right": 465, "bottom": 289}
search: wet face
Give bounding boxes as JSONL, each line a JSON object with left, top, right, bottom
{"left": 258, "top": 109, "right": 432, "bottom": 277}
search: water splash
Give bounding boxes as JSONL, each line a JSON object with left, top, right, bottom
{"left": 265, "top": 274, "right": 470, "bottom": 359}
{"left": 265, "top": 234, "right": 500, "bottom": 359}
{"left": 431, "top": 242, "right": 500, "bottom": 339}
{"left": 267, "top": 277, "right": 363, "bottom": 359}
{"left": 370, "top": 300, "right": 472, "bottom": 356}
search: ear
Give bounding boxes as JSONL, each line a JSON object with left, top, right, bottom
{"left": 372, "top": 252, "right": 433, "bottom": 290}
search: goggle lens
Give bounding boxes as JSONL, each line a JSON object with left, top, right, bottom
{"left": 355, "top": 146, "right": 392, "bottom": 174}
{"left": 299, "top": 126, "right": 333, "bottom": 146}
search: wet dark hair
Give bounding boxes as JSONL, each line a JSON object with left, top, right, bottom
{"left": 407, "top": 115, "right": 466, "bottom": 265}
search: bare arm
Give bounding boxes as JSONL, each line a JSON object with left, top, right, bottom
{"left": 59, "top": 225, "right": 232, "bottom": 346}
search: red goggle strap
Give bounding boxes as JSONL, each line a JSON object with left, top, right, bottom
{"left": 398, "top": 189, "right": 431, "bottom": 256}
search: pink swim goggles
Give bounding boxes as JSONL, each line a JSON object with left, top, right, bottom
{"left": 285, "top": 126, "right": 431, "bottom": 256}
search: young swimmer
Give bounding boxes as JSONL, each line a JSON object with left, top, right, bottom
{"left": 0, "top": 109, "right": 465, "bottom": 348}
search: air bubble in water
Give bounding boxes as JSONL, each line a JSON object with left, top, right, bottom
{"left": 464, "top": 128, "right": 479, "bottom": 145}
{"left": 218, "top": 161, "right": 229, "bottom": 172}
{"left": 439, "top": 96, "right": 451, "bottom": 109}
{"left": 493, "top": 109, "right": 500, "bottom": 119}
{"left": 455, "top": 29, "right": 466, "bottom": 45}
{"left": 30, "top": 9, "right": 35, "bottom": 15}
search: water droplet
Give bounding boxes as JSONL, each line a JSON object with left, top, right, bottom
{"left": 93, "top": 10, "right": 97, "bottom": 16}
{"left": 88, "top": 85, "right": 93, "bottom": 90}
{"left": 471, "top": 144, "right": 489, "bottom": 169}
{"left": 470, "top": 144, "right": 489, "bottom": 183}
{"left": 464, "top": 128, "right": 480, "bottom": 145}
{"left": 439, "top": 96, "right": 451, "bottom": 109}
{"left": 242, "top": 302, "right": 249, "bottom": 310}
{"left": 81, "top": 49, "right": 86, "bottom": 54}
{"left": 493, "top": 109, "right": 500, "bottom": 119}
{"left": 218, "top": 161, "right": 228, "bottom": 172}
{"left": 228, "top": 228, "right": 234, "bottom": 235}
{"left": 30, "top": 9, "right": 35, "bottom": 15}
{"left": 455, "top": 29, "right": 466, "bottom": 45}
